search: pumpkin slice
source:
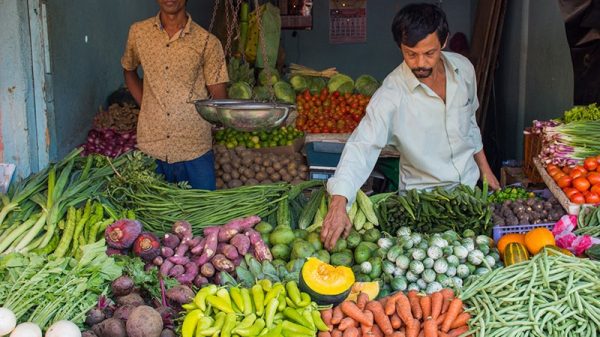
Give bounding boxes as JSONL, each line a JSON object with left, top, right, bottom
{"left": 299, "top": 257, "right": 355, "bottom": 306}
{"left": 345, "top": 282, "right": 380, "bottom": 302}
{"left": 541, "top": 245, "right": 574, "bottom": 256}
{"left": 503, "top": 242, "right": 530, "bottom": 266}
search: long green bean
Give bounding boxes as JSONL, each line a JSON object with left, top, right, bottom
{"left": 459, "top": 251, "right": 600, "bottom": 337}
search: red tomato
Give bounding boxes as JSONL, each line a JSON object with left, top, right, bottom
{"left": 591, "top": 184, "right": 600, "bottom": 195}
{"left": 573, "top": 177, "right": 591, "bottom": 192}
{"left": 584, "top": 157, "right": 598, "bottom": 171}
{"left": 585, "top": 191, "right": 600, "bottom": 204}
{"left": 557, "top": 176, "right": 572, "bottom": 188}
{"left": 587, "top": 172, "right": 600, "bottom": 186}
{"left": 547, "top": 167, "right": 561, "bottom": 177}
{"left": 569, "top": 170, "right": 586, "bottom": 180}
{"left": 563, "top": 187, "right": 579, "bottom": 199}
{"left": 547, "top": 164, "right": 559, "bottom": 172}
{"left": 570, "top": 192, "right": 586, "bottom": 204}
{"left": 562, "top": 166, "right": 572, "bottom": 174}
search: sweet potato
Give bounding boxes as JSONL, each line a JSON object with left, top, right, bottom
{"left": 176, "top": 262, "right": 199, "bottom": 284}
{"left": 230, "top": 233, "right": 251, "bottom": 255}
{"left": 93, "top": 318, "right": 127, "bottom": 337}
{"left": 191, "top": 238, "right": 206, "bottom": 255}
{"left": 167, "top": 255, "right": 189, "bottom": 265}
{"left": 126, "top": 305, "right": 163, "bottom": 337}
{"left": 211, "top": 254, "right": 235, "bottom": 272}
{"left": 218, "top": 243, "right": 239, "bottom": 260}
{"left": 172, "top": 221, "right": 193, "bottom": 242}
{"left": 167, "top": 264, "right": 185, "bottom": 277}
{"left": 160, "top": 246, "right": 174, "bottom": 258}
{"left": 165, "top": 285, "right": 194, "bottom": 305}
{"left": 193, "top": 275, "right": 209, "bottom": 288}
{"left": 162, "top": 234, "right": 180, "bottom": 249}
{"left": 153, "top": 256, "right": 164, "bottom": 266}
{"left": 159, "top": 260, "right": 174, "bottom": 277}
{"left": 174, "top": 243, "right": 189, "bottom": 257}
{"left": 200, "top": 262, "right": 216, "bottom": 278}
{"left": 245, "top": 229, "right": 273, "bottom": 261}
{"left": 187, "top": 236, "right": 202, "bottom": 248}
{"left": 197, "top": 230, "right": 218, "bottom": 265}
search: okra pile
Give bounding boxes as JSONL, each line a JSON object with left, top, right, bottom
{"left": 181, "top": 280, "right": 327, "bottom": 337}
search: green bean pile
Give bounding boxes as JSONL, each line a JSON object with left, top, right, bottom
{"left": 106, "top": 152, "right": 290, "bottom": 235}
{"left": 575, "top": 205, "right": 600, "bottom": 237}
{"left": 460, "top": 252, "right": 600, "bottom": 337}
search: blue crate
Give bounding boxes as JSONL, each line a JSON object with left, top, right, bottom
{"left": 492, "top": 223, "right": 555, "bottom": 243}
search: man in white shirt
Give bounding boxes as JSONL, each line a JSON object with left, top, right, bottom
{"left": 321, "top": 3, "right": 500, "bottom": 250}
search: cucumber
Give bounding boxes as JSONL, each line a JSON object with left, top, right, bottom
{"left": 276, "top": 198, "right": 291, "bottom": 227}
{"left": 297, "top": 187, "right": 325, "bottom": 230}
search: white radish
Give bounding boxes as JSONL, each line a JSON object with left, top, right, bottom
{"left": 0, "top": 308, "right": 17, "bottom": 336}
{"left": 9, "top": 322, "right": 42, "bottom": 337}
{"left": 45, "top": 320, "right": 81, "bottom": 337}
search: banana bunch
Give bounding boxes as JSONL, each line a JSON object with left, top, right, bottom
{"left": 228, "top": 57, "right": 255, "bottom": 86}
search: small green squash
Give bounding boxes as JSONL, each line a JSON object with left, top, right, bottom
{"left": 298, "top": 257, "right": 355, "bottom": 306}
{"left": 504, "top": 242, "right": 530, "bottom": 266}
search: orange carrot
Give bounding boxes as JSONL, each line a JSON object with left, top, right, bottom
{"left": 418, "top": 331, "right": 424, "bottom": 337}
{"left": 341, "top": 301, "right": 373, "bottom": 327}
{"left": 342, "top": 326, "right": 359, "bottom": 337}
{"left": 405, "top": 318, "right": 421, "bottom": 337}
{"left": 441, "top": 298, "right": 464, "bottom": 333}
{"left": 371, "top": 324, "right": 384, "bottom": 337}
{"left": 396, "top": 293, "right": 414, "bottom": 325}
{"left": 448, "top": 326, "right": 469, "bottom": 337}
{"left": 430, "top": 291, "right": 443, "bottom": 320}
{"left": 450, "top": 312, "right": 471, "bottom": 329}
{"left": 437, "top": 331, "right": 450, "bottom": 337}
{"left": 318, "top": 332, "right": 332, "bottom": 337}
{"left": 440, "top": 288, "right": 454, "bottom": 300}
{"left": 423, "top": 316, "right": 438, "bottom": 337}
{"left": 408, "top": 290, "right": 423, "bottom": 320}
{"left": 339, "top": 317, "right": 358, "bottom": 331}
{"left": 357, "top": 292, "right": 370, "bottom": 310}
{"left": 385, "top": 292, "right": 401, "bottom": 315}
{"left": 332, "top": 330, "right": 343, "bottom": 337}
{"left": 379, "top": 296, "right": 388, "bottom": 309}
{"left": 322, "top": 309, "right": 333, "bottom": 326}
{"left": 366, "top": 301, "right": 393, "bottom": 335}
{"left": 332, "top": 306, "right": 344, "bottom": 325}
{"left": 436, "top": 312, "right": 447, "bottom": 326}
{"left": 420, "top": 295, "right": 432, "bottom": 318}
{"left": 391, "top": 332, "right": 407, "bottom": 337}
{"left": 391, "top": 313, "right": 403, "bottom": 329}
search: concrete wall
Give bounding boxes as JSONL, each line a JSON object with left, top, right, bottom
{"left": 45, "top": 1, "right": 214, "bottom": 159}
{"left": 0, "top": 0, "right": 36, "bottom": 179}
{"left": 281, "top": 0, "right": 476, "bottom": 80}
{"left": 495, "top": 0, "right": 573, "bottom": 162}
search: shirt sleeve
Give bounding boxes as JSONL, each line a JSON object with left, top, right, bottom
{"left": 468, "top": 75, "right": 484, "bottom": 153}
{"left": 203, "top": 35, "right": 229, "bottom": 86}
{"left": 327, "top": 89, "right": 395, "bottom": 206}
{"left": 121, "top": 25, "right": 140, "bottom": 71}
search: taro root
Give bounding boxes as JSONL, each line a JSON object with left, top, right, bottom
{"left": 111, "top": 275, "right": 134, "bottom": 297}
{"left": 133, "top": 232, "right": 161, "bottom": 261}
{"left": 126, "top": 306, "right": 163, "bottom": 337}
{"left": 92, "top": 318, "right": 127, "bottom": 337}
{"left": 105, "top": 219, "right": 142, "bottom": 249}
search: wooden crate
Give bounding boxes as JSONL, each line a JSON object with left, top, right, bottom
{"left": 534, "top": 157, "right": 590, "bottom": 214}
{"left": 523, "top": 128, "right": 543, "bottom": 183}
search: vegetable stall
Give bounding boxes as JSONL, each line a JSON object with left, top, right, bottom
{"left": 2, "top": 3, "right": 600, "bottom": 337}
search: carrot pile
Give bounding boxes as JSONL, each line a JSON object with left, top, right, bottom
{"left": 318, "top": 289, "right": 471, "bottom": 337}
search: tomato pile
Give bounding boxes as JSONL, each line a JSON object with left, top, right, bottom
{"left": 295, "top": 89, "right": 371, "bottom": 133}
{"left": 546, "top": 155, "right": 600, "bottom": 204}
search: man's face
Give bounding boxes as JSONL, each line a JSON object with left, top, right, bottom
{"left": 157, "top": 0, "right": 186, "bottom": 15}
{"left": 400, "top": 32, "right": 444, "bottom": 79}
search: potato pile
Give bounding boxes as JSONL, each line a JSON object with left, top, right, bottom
{"left": 214, "top": 145, "right": 309, "bottom": 189}
{"left": 94, "top": 103, "right": 140, "bottom": 132}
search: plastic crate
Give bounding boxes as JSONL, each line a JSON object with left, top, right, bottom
{"left": 492, "top": 223, "right": 554, "bottom": 243}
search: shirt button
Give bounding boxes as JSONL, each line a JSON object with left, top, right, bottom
{"left": 166, "top": 43, "right": 170, "bottom": 47}
{"left": 167, "top": 135, "right": 170, "bottom": 138}
{"left": 167, "top": 113, "right": 171, "bottom": 116}
{"left": 165, "top": 66, "right": 169, "bottom": 70}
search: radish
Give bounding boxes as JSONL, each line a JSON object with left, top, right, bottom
{"left": 9, "top": 322, "right": 41, "bottom": 337}
{"left": 45, "top": 320, "right": 81, "bottom": 337}
{"left": 0, "top": 307, "right": 16, "bottom": 335}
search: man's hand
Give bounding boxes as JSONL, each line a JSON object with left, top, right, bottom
{"left": 321, "top": 195, "right": 352, "bottom": 251}
{"left": 482, "top": 171, "right": 501, "bottom": 191}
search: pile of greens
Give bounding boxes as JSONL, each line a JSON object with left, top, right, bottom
{"left": 563, "top": 103, "right": 600, "bottom": 123}
{"left": 0, "top": 240, "right": 122, "bottom": 329}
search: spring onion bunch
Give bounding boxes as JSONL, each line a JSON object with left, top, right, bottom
{"left": 539, "top": 119, "right": 600, "bottom": 166}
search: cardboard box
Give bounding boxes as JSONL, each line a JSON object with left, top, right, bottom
{"left": 534, "top": 157, "right": 589, "bottom": 214}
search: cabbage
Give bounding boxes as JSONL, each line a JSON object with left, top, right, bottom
{"left": 289, "top": 75, "right": 309, "bottom": 93}
{"left": 354, "top": 74, "right": 380, "bottom": 96}
{"left": 327, "top": 73, "right": 354, "bottom": 94}
{"left": 253, "top": 85, "right": 272, "bottom": 101}
{"left": 273, "top": 81, "right": 296, "bottom": 104}
{"left": 228, "top": 81, "right": 252, "bottom": 99}
{"left": 258, "top": 67, "right": 280, "bottom": 86}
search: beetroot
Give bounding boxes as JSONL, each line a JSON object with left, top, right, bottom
{"left": 106, "top": 247, "right": 126, "bottom": 256}
{"left": 111, "top": 275, "right": 134, "bottom": 296}
{"left": 85, "top": 308, "right": 105, "bottom": 326}
{"left": 133, "top": 232, "right": 160, "bottom": 261}
{"left": 160, "top": 329, "right": 177, "bottom": 337}
{"left": 113, "top": 304, "right": 136, "bottom": 320}
{"left": 105, "top": 219, "right": 142, "bottom": 249}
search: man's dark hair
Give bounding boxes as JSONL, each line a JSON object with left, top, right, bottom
{"left": 391, "top": 3, "right": 449, "bottom": 47}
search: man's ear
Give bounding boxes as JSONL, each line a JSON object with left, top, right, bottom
{"left": 441, "top": 36, "right": 449, "bottom": 50}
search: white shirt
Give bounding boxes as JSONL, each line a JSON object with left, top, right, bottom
{"left": 327, "top": 52, "right": 483, "bottom": 206}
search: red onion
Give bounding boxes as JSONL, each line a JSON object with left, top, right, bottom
{"left": 80, "top": 127, "right": 137, "bottom": 157}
